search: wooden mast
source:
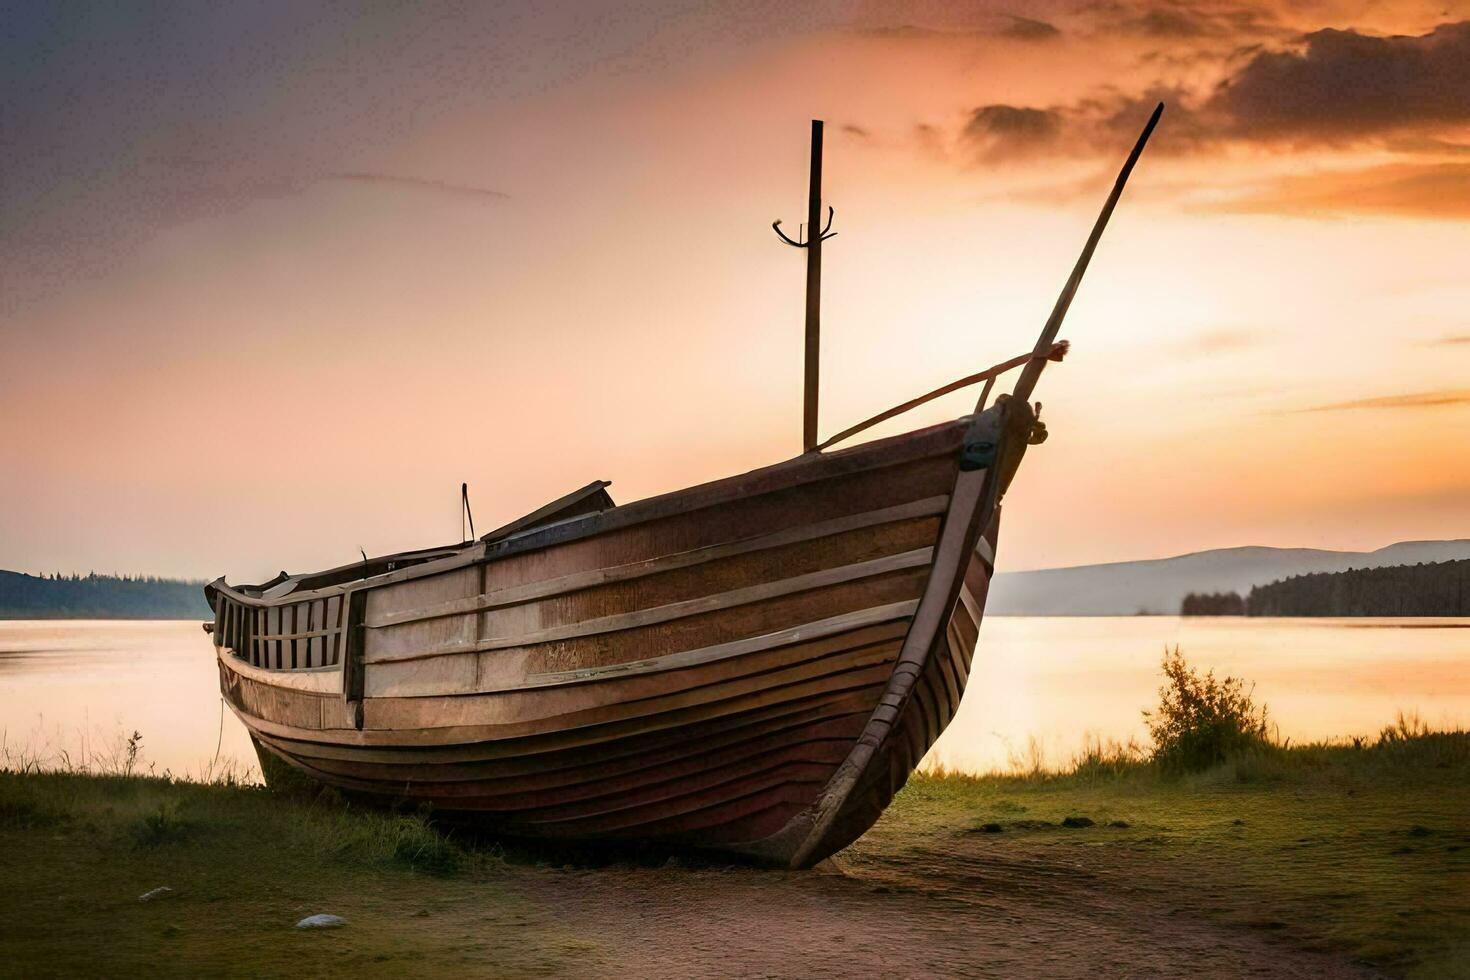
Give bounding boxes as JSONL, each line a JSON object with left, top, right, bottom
{"left": 1010, "top": 102, "right": 1163, "bottom": 407}
{"left": 774, "top": 120, "right": 836, "bottom": 453}
{"left": 803, "top": 120, "right": 824, "bottom": 453}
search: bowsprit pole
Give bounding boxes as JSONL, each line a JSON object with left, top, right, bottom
{"left": 1010, "top": 102, "right": 1163, "bottom": 408}
{"left": 774, "top": 120, "right": 837, "bottom": 453}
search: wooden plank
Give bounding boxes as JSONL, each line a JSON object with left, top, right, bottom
{"left": 370, "top": 496, "right": 948, "bottom": 629}
{"left": 264, "top": 704, "right": 872, "bottom": 789}
{"left": 365, "top": 548, "right": 932, "bottom": 665}
{"left": 365, "top": 599, "right": 918, "bottom": 698}
{"left": 787, "top": 463, "right": 993, "bottom": 867}
{"left": 259, "top": 683, "right": 881, "bottom": 766}
{"left": 481, "top": 480, "right": 615, "bottom": 542}
{"left": 364, "top": 646, "right": 898, "bottom": 735}
{"left": 229, "top": 650, "right": 898, "bottom": 748}
{"left": 343, "top": 590, "right": 366, "bottom": 706}
{"left": 217, "top": 645, "right": 343, "bottom": 692}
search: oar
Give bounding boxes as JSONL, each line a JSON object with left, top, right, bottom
{"left": 1010, "top": 102, "right": 1163, "bottom": 407}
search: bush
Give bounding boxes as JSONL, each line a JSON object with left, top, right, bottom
{"left": 132, "top": 800, "right": 190, "bottom": 846}
{"left": 1144, "top": 647, "right": 1269, "bottom": 773}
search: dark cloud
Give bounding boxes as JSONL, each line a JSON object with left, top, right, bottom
{"left": 1126, "top": 7, "right": 1218, "bottom": 37}
{"left": 1209, "top": 22, "right": 1470, "bottom": 141}
{"left": 1296, "top": 389, "right": 1470, "bottom": 412}
{"left": 999, "top": 15, "right": 1061, "bottom": 41}
{"left": 962, "top": 105, "right": 1065, "bottom": 160}
{"left": 323, "top": 173, "right": 509, "bottom": 201}
{"left": 841, "top": 124, "right": 872, "bottom": 139}
{"left": 1434, "top": 334, "right": 1470, "bottom": 345}
{"left": 959, "top": 87, "right": 1203, "bottom": 163}
{"left": 951, "top": 17, "right": 1470, "bottom": 190}
{"left": 1082, "top": 0, "right": 1285, "bottom": 41}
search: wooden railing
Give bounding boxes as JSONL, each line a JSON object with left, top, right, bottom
{"left": 813, "top": 341, "right": 1067, "bottom": 453}
{"left": 212, "top": 590, "right": 351, "bottom": 670}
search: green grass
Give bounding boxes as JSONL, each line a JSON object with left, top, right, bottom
{"left": 0, "top": 768, "right": 584, "bottom": 977}
{"left": 863, "top": 724, "right": 1470, "bottom": 978}
{"left": 2, "top": 722, "right": 1465, "bottom": 976}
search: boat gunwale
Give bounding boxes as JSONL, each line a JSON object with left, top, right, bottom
{"left": 208, "top": 414, "right": 973, "bottom": 610}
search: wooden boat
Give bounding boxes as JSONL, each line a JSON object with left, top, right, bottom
{"left": 205, "top": 107, "right": 1161, "bottom": 867}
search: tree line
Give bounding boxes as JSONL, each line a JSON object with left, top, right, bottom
{"left": 0, "top": 570, "right": 210, "bottom": 619}
{"left": 1181, "top": 559, "right": 1470, "bottom": 617}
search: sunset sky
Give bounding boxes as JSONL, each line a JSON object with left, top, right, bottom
{"left": 3, "top": 0, "right": 1469, "bottom": 582}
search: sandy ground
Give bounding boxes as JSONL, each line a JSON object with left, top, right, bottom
{"left": 492, "top": 835, "right": 1377, "bottom": 979}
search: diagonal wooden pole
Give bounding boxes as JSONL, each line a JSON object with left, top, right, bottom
{"left": 1010, "top": 102, "right": 1163, "bottom": 407}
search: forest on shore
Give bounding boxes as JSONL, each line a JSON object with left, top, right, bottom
{"left": 1182, "top": 559, "right": 1470, "bottom": 616}
{"left": 0, "top": 570, "right": 210, "bottom": 619}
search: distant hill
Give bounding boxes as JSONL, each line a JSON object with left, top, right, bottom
{"left": 988, "top": 539, "right": 1470, "bottom": 616}
{"left": 0, "top": 571, "right": 210, "bottom": 619}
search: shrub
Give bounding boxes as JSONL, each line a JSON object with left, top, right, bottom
{"left": 132, "top": 799, "right": 191, "bottom": 846}
{"left": 1144, "top": 647, "right": 1269, "bottom": 773}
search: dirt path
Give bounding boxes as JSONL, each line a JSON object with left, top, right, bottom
{"left": 503, "top": 840, "right": 1377, "bottom": 979}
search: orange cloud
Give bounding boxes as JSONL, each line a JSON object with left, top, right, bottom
{"left": 1212, "top": 162, "right": 1470, "bottom": 218}
{"left": 1295, "top": 390, "right": 1470, "bottom": 412}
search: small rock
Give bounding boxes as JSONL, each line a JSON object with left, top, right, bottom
{"left": 1061, "top": 816, "right": 1095, "bottom": 828}
{"left": 976, "top": 822, "right": 1004, "bottom": 834}
{"left": 1409, "top": 825, "right": 1432, "bottom": 837}
{"left": 1232, "top": 818, "right": 1246, "bottom": 826}
{"left": 138, "top": 887, "right": 174, "bottom": 903}
{"left": 1108, "top": 820, "right": 1130, "bottom": 829}
{"left": 295, "top": 914, "right": 347, "bottom": 930}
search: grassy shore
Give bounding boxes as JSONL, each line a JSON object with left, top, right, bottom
{"left": 859, "top": 722, "right": 1470, "bottom": 977}
{"left": 2, "top": 725, "right": 1466, "bottom": 977}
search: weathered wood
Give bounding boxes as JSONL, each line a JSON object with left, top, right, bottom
{"left": 207, "top": 418, "right": 968, "bottom": 610}
{"left": 217, "top": 645, "right": 342, "bottom": 692}
{"left": 814, "top": 342, "right": 1066, "bottom": 453}
{"left": 200, "top": 96, "right": 1127, "bottom": 862}
{"left": 365, "top": 600, "right": 918, "bottom": 697}
{"left": 804, "top": 119, "right": 825, "bottom": 452}
{"left": 1010, "top": 102, "right": 1162, "bottom": 407}
{"left": 210, "top": 411, "right": 1013, "bottom": 865}
{"left": 784, "top": 456, "right": 994, "bottom": 866}
{"left": 369, "top": 496, "right": 948, "bottom": 629}
{"left": 481, "top": 480, "right": 615, "bottom": 542}
{"left": 365, "top": 548, "right": 931, "bottom": 665}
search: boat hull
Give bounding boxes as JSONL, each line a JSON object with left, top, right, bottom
{"left": 213, "top": 409, "right": 1017, "bottom": 867}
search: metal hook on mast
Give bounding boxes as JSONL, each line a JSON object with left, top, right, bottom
{"left": 772, "top": 207, "right": 836, "bottom": 248}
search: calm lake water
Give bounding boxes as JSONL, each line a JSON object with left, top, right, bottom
{"left": 2, "top": 617, "right": 1466, "bottom": 778}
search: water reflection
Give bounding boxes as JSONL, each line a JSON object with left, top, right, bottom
{"left": 1, "top": 617, "right": 1466, "bottom": 779}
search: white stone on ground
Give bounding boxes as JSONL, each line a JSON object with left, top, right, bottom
{"left": 295, "top": 914, "right": 347, "bottom": 929}
{"left": 138, "top": 887, "right": 174, "bottom": 902}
